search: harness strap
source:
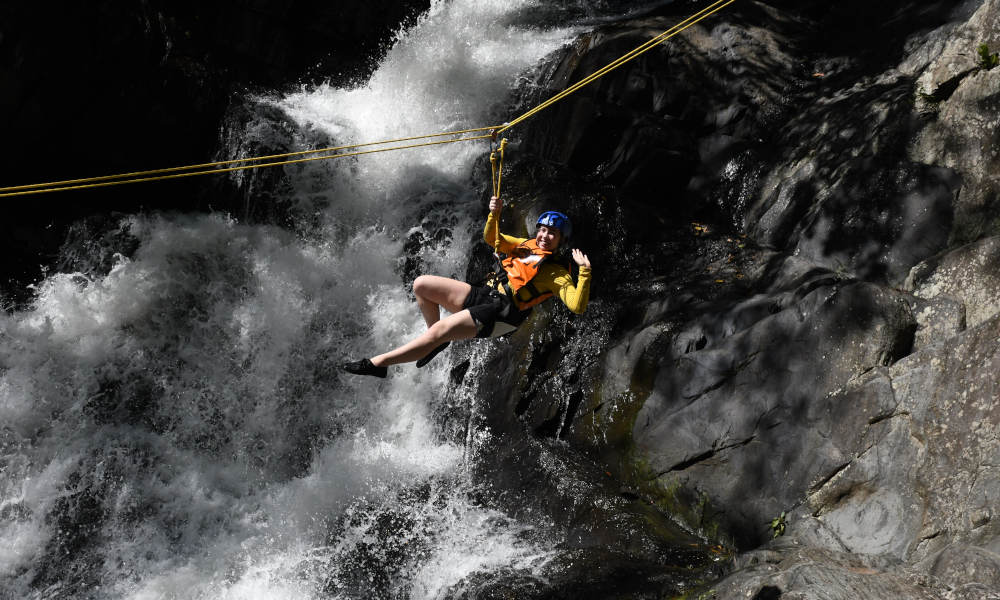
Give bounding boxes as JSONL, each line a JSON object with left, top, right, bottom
{"left": 502, "top": 281, "right": 516, "bottom": 304}
{"left": 520, "top": 280, "right": 550, "bottom": 304}
{"left": 500, "top": 276, "right": 551, "bottom": 310}
{"left": 501, "top": 282, "right": 534, "bottom": 318}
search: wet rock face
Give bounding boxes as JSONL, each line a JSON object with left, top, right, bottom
{"left": 627, "top": 260, "right": 917, "bottom": 551}
{"left": 517, "top": 1, "right": 966, "bottom": 285}
{"left": 924, "top": 545, "right": 1000, "bottom": 596}
{"left": 912, "top": 0, "right": 1000, "bottom": 245}
{"left": 883, "top": 315, "right": 1000, "bottom": 557}
{"left": 707, "top": 547, "right": 945, "bottom": 600}
{"left": 478, "top": 0, "right": 1000, "bottom": 597}
{"left": 905, "top": 235, "right": 1000, "bottom": 331}
{"left": 451, "top": 429, "right": 724, "bottom": 600}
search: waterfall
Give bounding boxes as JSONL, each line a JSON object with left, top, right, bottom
{"left": 0, "top": 1, "right": 603, "bottom": 598}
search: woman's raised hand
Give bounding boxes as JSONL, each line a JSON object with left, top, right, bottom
{"left": 572, "top": 248, "right": 591, "bottom": 269}
{"left": 489, "top": 195, "right": 502, "bottom": 215}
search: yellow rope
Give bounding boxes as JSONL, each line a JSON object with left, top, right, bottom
{"left": 1, "top": 0, "right": 736, "bottom": 198}
{"left": 0, "top": 134, "right": 492, "bottom": 198}
{"left": 497, "top": 0, "right": 737, "bottom": 133}
{"left": 0, "top": 126, "right": 498, "bottom": 196}
{"left": 490, "top": 138, "right": 508, "bottom": 199}
{"left": 489, "top": 137, "right": 508, "bottom": 253}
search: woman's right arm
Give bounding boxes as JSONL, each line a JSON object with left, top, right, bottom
{"left": 483, "top": 196, "right": 524, "bottom": 253}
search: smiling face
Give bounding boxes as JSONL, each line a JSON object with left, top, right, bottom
{"left": 535, "top": 225, "right": 562, "bottom": 252}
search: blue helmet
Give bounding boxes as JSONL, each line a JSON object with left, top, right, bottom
{"left": 536, "top": 211, "right": 572, "bottom": 238}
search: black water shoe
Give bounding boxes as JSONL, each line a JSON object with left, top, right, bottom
{"left": 416, "top": 341, "right": 450, "bottom": 368}
{"left": 342, "top": 358, "right": 388, "bottom": 378}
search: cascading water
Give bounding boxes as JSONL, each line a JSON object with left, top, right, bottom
{"left": 0, "top": 1, "right": 610, "bottom": 598}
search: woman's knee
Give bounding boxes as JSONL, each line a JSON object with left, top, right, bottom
{"left": 414, "top": 275, "right": 469, "bottom": 308}
{"left": 413, "top": 275, "right": 434, "bottom": 298}
{"left": 427, "top": 318, "right": 451, "bottom": 339}
{"left": 427, "top": 311, "right": 474, "bottom": 340}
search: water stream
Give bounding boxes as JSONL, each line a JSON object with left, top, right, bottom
{"left": 0, "top": 1, "right": 672, "bottom": 598}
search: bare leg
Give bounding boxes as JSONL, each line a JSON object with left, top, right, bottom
{"left": 371, "top": 309, "right": 478, "bottom": 366}
{"left": 413, "top": 275, "right": 472, "bottom": 328}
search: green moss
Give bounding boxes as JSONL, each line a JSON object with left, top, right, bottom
{"left": 978, "top": 43, "right": 999, "bottom": 70}
{"left": 667, "top": 590, "right": 720, "bottom": 600}
{"left": 768, "top": 511, "right": 787, "bottom": 538}
{"left": 573, "top": 333, "right": 732, "bottom": 547}
{"left": 574, "top": 389, "right": 643, "bottom": 456}
{"left": 627, "top": 454, "right": 731, "bottom": 547}
{"left": 570, "top": 336, "right": 661, "bottom": 467}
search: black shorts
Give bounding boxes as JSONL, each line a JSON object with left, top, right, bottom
{"left": 462, "top": 285, "right": 531, "bottom": 338}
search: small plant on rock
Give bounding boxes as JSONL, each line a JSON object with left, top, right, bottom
{"left": 977, "top": 44, "right": 999, "bottom": 70}
{"left": 768, "top": 511, "right": 787, "bottom": 538}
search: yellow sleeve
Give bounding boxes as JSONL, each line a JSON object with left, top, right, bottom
{"left": 534, "top": 263, "right": 592, "bottom": 314}
{"left": 484, "top": 213, "right": 526, "bottom": 254}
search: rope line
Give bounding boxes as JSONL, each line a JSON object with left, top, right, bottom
{"left": 497, "top": 0, "right": 736, "bottom": 133}
{"left": 0, "top": 126, "right": 497, "bottom": 196}
{"left": 489, "top": 138, "right": 508, "bottom": 200}
{"left": 0, "top": 134, "right": 492, "bottom": 198}
{"left": 489, "top": 137, "right": 508, "bottom": 254}
{"left": 1, "top": 0, "right": 736, "bottom": 198}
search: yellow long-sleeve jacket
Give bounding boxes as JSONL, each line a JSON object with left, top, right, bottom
{"left": 483, "top": 213, "right": 591, "bottom": 314}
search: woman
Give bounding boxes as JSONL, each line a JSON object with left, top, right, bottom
{"left": 343, "top": 195, "right": 592, "bottom": 378}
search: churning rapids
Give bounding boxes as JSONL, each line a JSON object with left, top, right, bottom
{"left": 0, "top": 1, "right": 689, "bottom": 598}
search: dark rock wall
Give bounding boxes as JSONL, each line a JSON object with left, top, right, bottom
{"left": 468, "top": 0, "right": 1000, "bottom": 597}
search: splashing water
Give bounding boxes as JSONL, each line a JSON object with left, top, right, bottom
{"left": 279, "top": 0, "right": 574, "bottom": 189}
{"left": 1, "top": 1, "right": 583, "bottom": 599}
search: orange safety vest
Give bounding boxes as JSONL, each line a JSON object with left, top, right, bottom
{"left": 500, "top": 239, "right": 555, "bottom": 310}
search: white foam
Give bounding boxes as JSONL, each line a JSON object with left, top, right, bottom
{"left": 278, "top": 0, "right": 575, "bottom": 195}
{"left": 1, "top": 1, "right": 577, "bottom": 597}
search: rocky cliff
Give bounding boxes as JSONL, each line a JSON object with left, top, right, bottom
{"left": 471, "top": 0, "right": 1000, "bottom": 597}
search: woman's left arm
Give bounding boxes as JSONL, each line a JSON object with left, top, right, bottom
{"left": 554, "top": 250, "right": 592, "bottom": 314}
